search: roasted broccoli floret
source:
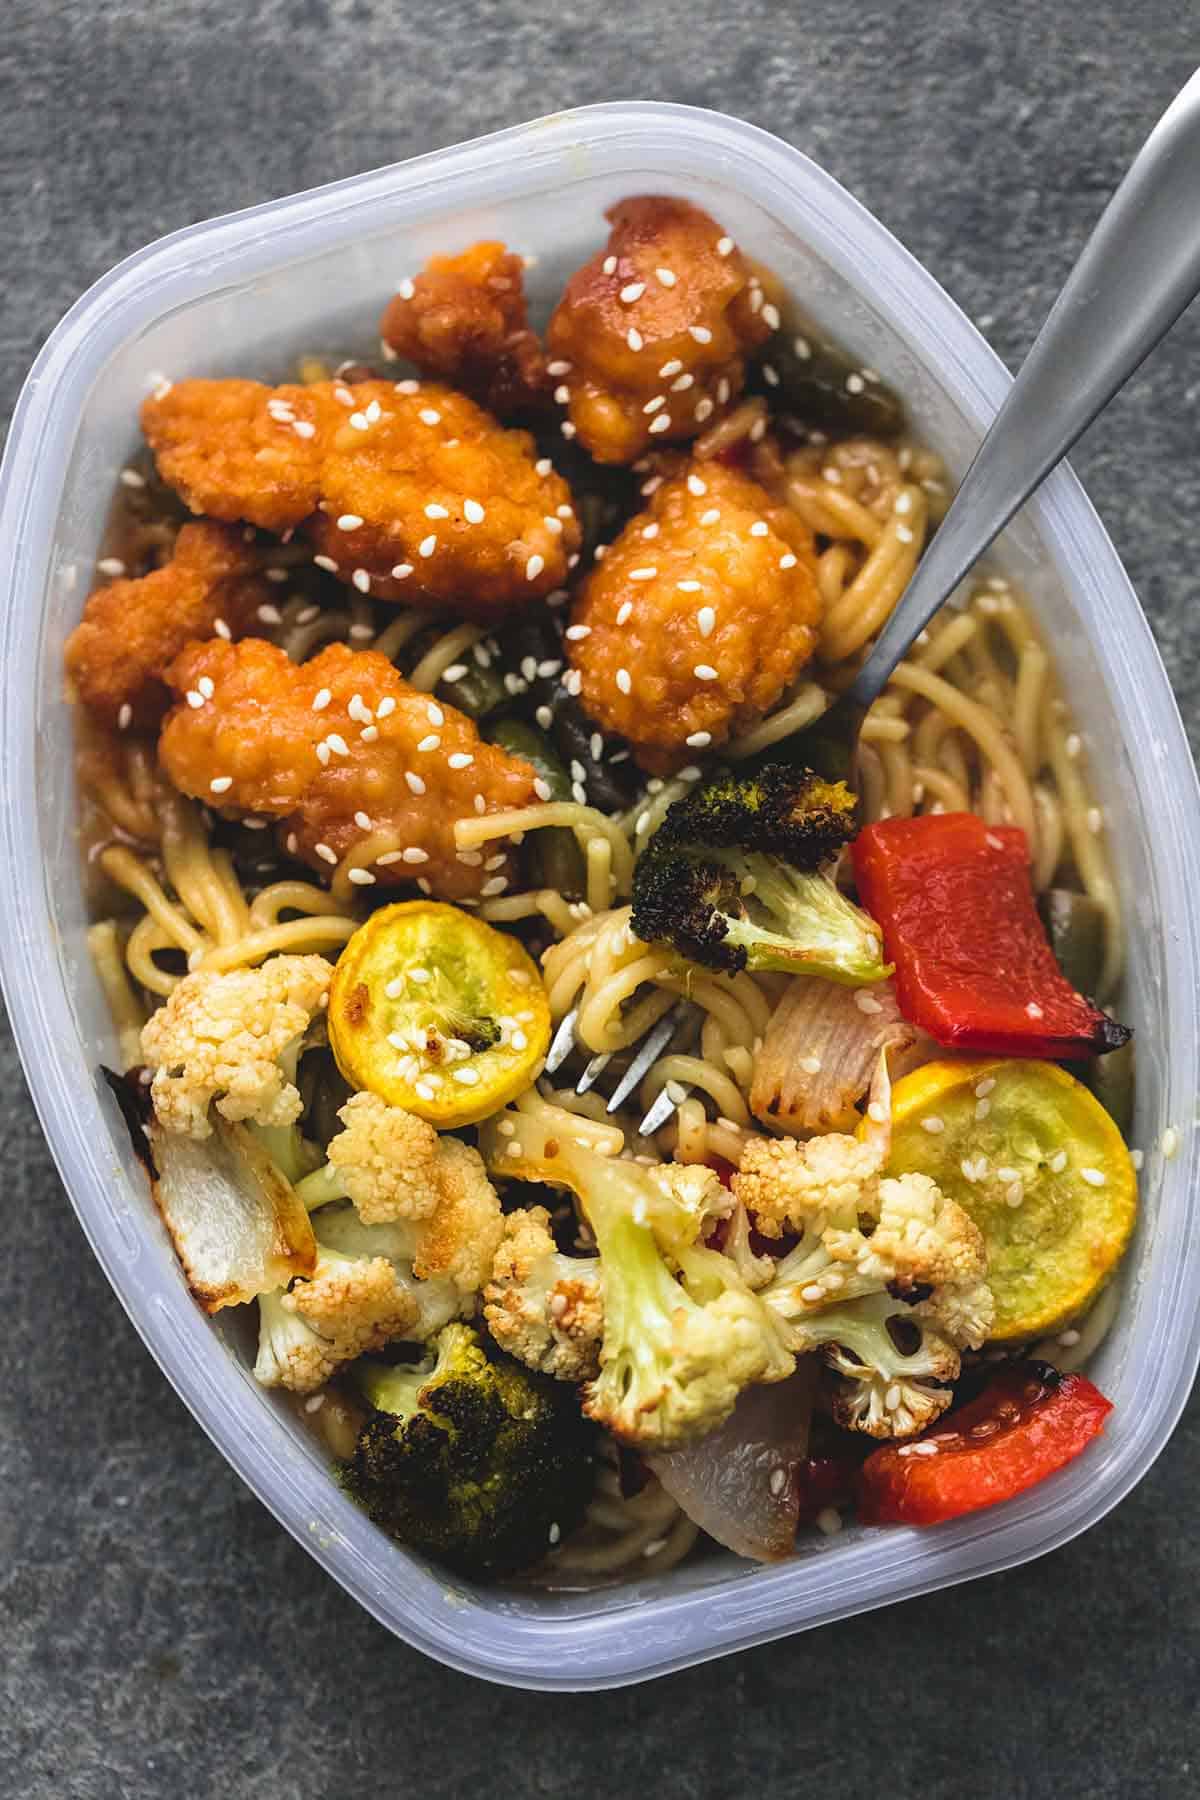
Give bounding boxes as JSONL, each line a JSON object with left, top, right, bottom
{"left": 631, "top": 764, "right": 888, "bottom": 983}
{"left": 479, "top": 1094, "right": 795, "bottom": 1448}
{"left": 339, "top": 1321, "right": 596, "bottom": 1579}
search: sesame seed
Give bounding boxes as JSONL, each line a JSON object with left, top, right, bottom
{"left": 405, "top": 772, "right": 426, "bottom": 795}
{"left": 648, "top": 413, "right": 672, "bottom": 434}
{"left": 337, "top": 513, "right": 363, "bottom": 530}
{"left": 1065, "top": 732, "right": 1082, "bottom": 759}
{"left": 1049, "top": 1150, "right": 1068, "bottom": 1173}
{"left": 602, "top": 255, "right": 618, "bottom": 275}
{"left": 354, "top": 811, "right": 372, "bottom": 830}
{"left": 533, "top": 778, "right": 553, "bottom": 802}
{"left": 693, "top": 663, "right": 718, "bottom": 681}
{"left": 313, "top": 555, "right": 339, "bottom": 574}
{"left": 480, "top": 876, "right": 508, "bottom": 897}
{"left": 716, "top": 236, "right": 734, "bottom": 256}
{"left": 417, "top": 734, "right": 441, "bottom": 753}
{"left": 564, "top": 668, "right": 582, "bottom": 695}
{"left": 627, "top": 328, "right": 644, "bottom": 352}
{"left": 1025, "top": 1002, "right": 1044, "bottom": 1020}
{"left": 616, "top": 668, "right": 632, "bottom": 695}
{"left": 1079, "top": 1167, "right": 1106, "bottom": 1187}
{"left": 616, "top": 601, "right": 633, "bottom": 625}
{"left": 377, "top": 851, "right": 404, "bottom": 866}
{"left": 376, "top": 697, "right": 396, "bottom": 719}
{"left": 975, "top": 1077, "right": 996, "bottom": 1098}
{"left": 186, "top": 690, "right": 204, "bottom": 709}
{"left": 697, "top": 606, "right": 716, "bottom": 638}
{"left": 671, "top": 373, "right": 695, "bottom": 392}
{"left": 526, "top": 554, "right": 545, "bottom": 581}
{"left": 779, "top": 553, "right": 798, "bottom": 570}
{"left": 996, "top": 1166, "right": 1020, "bottom": 1182}
{"left": 1161, "top": 1126, "right": 1180, "bottom": 1159}
{"left": 97, "top": 557, "right": 126, "bottom": 577}
{"left": 426, "top": 702, "right": 444, "bottom": 726}
{"left": 921, "top": 1116, "right": 945, "bottom": 1134}
{"left": 565, "top": 624, "right": 591, "bottom": 641}
{"left": 395, "top": 379, "right": 420, "bottom": 395}
{"left": 762, "top": 364, "right": 780, "bottom": 388}
{"left": 391, "top": 563, "right": 413, "bottom": 580}
{"left": 347, "top": 868, "right": 376, "bottom": 886}
{"left": 793, "top": 336, "right": 812, "bottom": 360}
{"left": 461, "top": 498, "right": 486, "bottom": 527}
{"left": 619, "top": 282, "right": 645, "bottom": 303}
{"left": 418, "top": 407, "right": 442, "bottom": 426}
{"left": 402, "top": 847, "right": 430, "bottom": 864}
{"left": 686, "top": 731, "right": 712, "bottom": 748}
{"left": 311, "top": 688, "right": 332, "bottom": 711}
{"left": 348, "top": 413, "right": 369, "bottom": 431}
{"left": 629, "top": 566, "right": 657, "bottom": 581}
{"left": 762, "top": 303, "right": 781, "bottom": 330}
{"left": 855, "top": 991, "right": 884, "bottom": 1015}
{"left": 695, "top": 398, "right": 714, "bottom": 421}
{"left": 749, "top": 520, "right": 769, "bottom": 538}
{"left": 535, "top": 457, "right": 553, "bottom": 476}
{"left": 655, "top": 266, "right": 677, "bottom": 287}
{"left": 642, "top": 395, "right": 667, "bottom": 416}
{"left": 448, "top": 752, "right": 474, "bottom": 770}
{"left": 315, "top": 843, "right": 337, "bottom": 865}
{"left": 325, "top": 733, "right": 350, "bottom": 757}
{"left": 442, "top": 664, "right": 468, "bottom": 683}
{"left": 689, "top": 325, "right": 713, "bottom": 345}
{"left": 417, "top": 535, "right": 437, "bottom": 559}
{"left": 553, "top": 384, "right": 571, "bottom": 405}
{"left": 1005, "top": 1183, "right": 1024, "bottom": 1208}
{"left": 1130, "top": 1148, "right": 1144, "bottom": 1172}
{"left": 414, "top": 1080, "right": 435, "bottom": 1101}
{"left": 315, "top": 742, "right": 331, "bottom": 766}
{"left": 975, "top": 1099, "right": 991, "bottom": 1121}
{"left": 256, "top": 603, "right": 283, "bottom": 625}
{"left": 546, "top": 360, "right": 572, "bottom": 376}
{"left": 352, "top": 569, "right": 371, "bottom": 593}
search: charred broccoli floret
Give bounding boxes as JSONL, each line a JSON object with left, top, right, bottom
{"left": 340, "top": 1321, "right": 597, "bottom": 1580}
{"left": 631, "top": 764, "right": 888, "bottom": 984}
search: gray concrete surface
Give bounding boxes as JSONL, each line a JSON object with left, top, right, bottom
{"left": 2, "top": 3, "right": 1198, "bottom": 1795}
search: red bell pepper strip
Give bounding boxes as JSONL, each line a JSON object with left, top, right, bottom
{"left": 856, "top": 1361, "right": 1113, "bottom": 1526}
{"left": 850, "top": 813, "right": 1130, "bottom": 1059}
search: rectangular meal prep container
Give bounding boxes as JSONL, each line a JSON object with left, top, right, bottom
{"left": 2, "top": 101, "right": 1199, "bottom": 1690}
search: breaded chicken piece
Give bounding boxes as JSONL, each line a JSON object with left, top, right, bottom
{"left": 545, "top": 197, "right": 774, "bottom": 464}
{"left": 379, "top": 240, "right": 549, "bottom": 417}
{"left": 158, "top": 638, "right": 539, "bottom": 899}
{"left": 141, "top": 378, "right": 579, "bottom": 618}
{"left": 567, "top": 459, "right": 823, "bottom": 773}
{"left": 64, "top": 522, "right": 272, "bottom": 731}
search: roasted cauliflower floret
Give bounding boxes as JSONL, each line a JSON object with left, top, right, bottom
{"left": 545, "top": 196, "right": 773, "bottom": 463}
{"left": 157, "top": 638, "right": 539, "bottom": 900}
{"left": 140, "top": 955, "right": 332, "bottom": 1140}
{"left": 478, "top": 1093, "right": 794, "bottom": 1449}
{"left": 734, "top": 1129, "right": 884, "bottom": 1241}
{"left": 484, "top": 1206, "right": 604, "bottom": 1382}
{"left": 567, "top": 459, "right": 821, "bottom": 773}
{"left": 320, "top": 1091, "right": 446, "bottom": 1224}
{"left": 735, "top": 1133, "right": 995, "bottom": 1439}
{"left": 379, "top": 240, "right": 550, "bottom": 417}
{"left": 64, "top": 522, "right": 273, "bottom": 732}
{"left": 141, "top": 377, "right": 579, "bottom": 617}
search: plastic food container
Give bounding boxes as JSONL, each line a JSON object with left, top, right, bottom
{"left": 2, "top": 102, "right": 1199, "bottom": 1690}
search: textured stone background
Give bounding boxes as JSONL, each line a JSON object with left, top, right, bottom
{"left": 2, "top": 3, "right": 1198, "bottom": 1795}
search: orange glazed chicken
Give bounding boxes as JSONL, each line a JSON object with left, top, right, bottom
{"left": 566, "top": 459, "right": 822, "bottom": 772}
{"left": 141, "top": 378, "right": 579, "bottom": 617}
{"left": 545, "top": 196, "right": 775, "bottom": 464}
{"left": 64, "top": 522, "right": 273, "bottom": 732}
{"left": 158, "top": 638, "right": 540, "bottom": 900}
{"left": 379, "top": 240, "right": 549, "bottom": 417}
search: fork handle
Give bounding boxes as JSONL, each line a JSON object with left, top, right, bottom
{"left": 852, "top": 67, "right": 1200, "bottom": 706}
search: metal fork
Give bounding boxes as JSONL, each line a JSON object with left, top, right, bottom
{"left": 545, "top": 998, "right": 701, "bottom": 1135}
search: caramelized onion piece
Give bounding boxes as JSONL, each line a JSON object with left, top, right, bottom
{"left": 649, "top": 1361, "right": 817, "bottom": 1561}
{"left": 750, "top": 976, "right": 917, "bottom": 1135}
